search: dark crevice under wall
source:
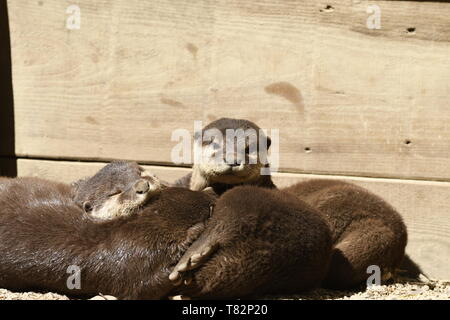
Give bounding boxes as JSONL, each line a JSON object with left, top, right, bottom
{"left": 0, "top": 0, "right": 16, "bottom": 177}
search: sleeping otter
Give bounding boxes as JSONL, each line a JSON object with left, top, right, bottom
{"left": 169, "top": 186, "right": 332, "bottom": 298}
{"left": 283, "top": 180, "right": 407, "bottom": 288}
{"left": 0, "top": 165, "right": 213, "bottom": 299}
{"left": 72, "top": 161, "right": 168, "bottom": 221}
{"left": 176, "top": 117, "right": 408, "bottom": 289}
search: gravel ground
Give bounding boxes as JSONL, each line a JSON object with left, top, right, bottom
{"left": 1, "top": 278, "right": 449, "bottom": 300}
{"left": 275, "top": 279, "right": 450, "bottom": 300}
{"left": 0, "top": 289, "right": 69, "bottom": 300}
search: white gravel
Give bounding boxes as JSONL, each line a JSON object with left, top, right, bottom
{"left": 0, "top": 289, "right": 69, "bottom": 300}
{"left": 1, "top": 278, "right": 449, "bottom": 300}
{"left": 269, "top": 278, "right": 450, "bottom": 300}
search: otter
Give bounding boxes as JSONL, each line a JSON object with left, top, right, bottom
{"left": 0, "top": 164, "right": 213, "bottom": 299}
{"left": 168, "top": 186, "right": 332, "bottom": 298}
{"left": 174, "top": 117, "right": 408, "bottom": 289}
{"left": 174, "top": 117, "right": 276, "bottom": 195}
{"left": 283, "top": 180, "right": 408, "bottom": 288}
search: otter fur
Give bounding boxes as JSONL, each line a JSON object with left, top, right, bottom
{"left": 283, "top": 179, "right": 407, "bottom": 288}
{"left": 0, "top": 169, "right": 213, "bottom": 299}
{"left": 169, "top": 186, "right": 332, "bottom": 298}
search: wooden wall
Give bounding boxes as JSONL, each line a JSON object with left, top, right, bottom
{"left": 3, "top": 0, "right": 450, "bottom": 279}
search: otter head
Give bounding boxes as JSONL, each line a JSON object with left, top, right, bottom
{"left": 72, "top": 161, "right": 166, "bottom": 221}
{"left": 191, "top": 118, "right": 271, "bottom": 191}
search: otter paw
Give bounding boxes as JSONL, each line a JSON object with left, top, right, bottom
{"left": 169, "top": 295, "right": 191, "bottom": 300}
{"left": 89, "top": 294, "right": 118, "bottom": 300}
{"left": 169, "top": 244, "right": 216, "bottom": 285}
{"left": 168, "top": 271, "right": 193, "bottom": 286}
{"left": 177, "top": 245, "right": 214, "bottom": 272}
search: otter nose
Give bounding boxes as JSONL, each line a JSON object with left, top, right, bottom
{"left": 134, "top": 180, "right": 150, "bottom": 194}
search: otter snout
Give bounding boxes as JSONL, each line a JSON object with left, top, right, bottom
{"left": 134, "top": 180, "right": 150, "bottom": 194}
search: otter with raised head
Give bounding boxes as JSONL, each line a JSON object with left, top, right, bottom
{"left": 174, "top": 117, "right": 275, "bottom": 195}
{"left": 177, "top": 117, "right": 408, "bottom": 289}
{"left": 0, "top": 162, "right": 213, "bottom": 299}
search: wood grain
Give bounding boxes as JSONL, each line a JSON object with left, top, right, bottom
{"left": 6, "top": 0, "right": 450, "bottom": 180}
{"left": 14, "top": 158, "right": 450, "bottom": 280}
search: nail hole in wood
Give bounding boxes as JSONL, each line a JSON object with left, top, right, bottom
{"left": 320, "top": 5, "right": 334, "bottom": 13}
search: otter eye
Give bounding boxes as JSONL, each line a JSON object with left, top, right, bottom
{"left": 83, "top": 201, "right": 93, "bottom": 213}
{"left": 108, "top": 190, "right": 122, "bottom": 197}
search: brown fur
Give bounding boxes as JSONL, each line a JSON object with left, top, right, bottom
{"left": 170, "top": 186, "right": 332, "bottom": 298}
{"left": 283, "top": 179, "right": 408, "bottom": 289}
{"left": 0, "top": 176, "right": 213, "bottom": 299}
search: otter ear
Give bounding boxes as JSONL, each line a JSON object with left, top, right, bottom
{"left": 71, "top": 178, "right": 87, "bottom": 193}
{"left": 83, "top": 201, "right": 93, "bottom": 213}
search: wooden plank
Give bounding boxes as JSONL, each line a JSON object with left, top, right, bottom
{"left": 16, "top": 158, "right": 191, "bottom": 184}
{"left": 7, "top": 0, "right": 450, "bottom": 180}
{"left": 300, "top": 0, "right": 450, "bottom": 180}
{"left": 15, "top": 158, "right": 450, "bottom": 280}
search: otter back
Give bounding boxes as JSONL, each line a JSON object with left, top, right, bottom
{"left": 0, "top": 178, "right": 213, "bottom": 299}
{"left": 170, "top": 186, "right": 332, "bottom": 298}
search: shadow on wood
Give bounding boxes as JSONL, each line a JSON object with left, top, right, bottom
{"left": 0, "top": 0, "right": 16, "bottom": 177}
